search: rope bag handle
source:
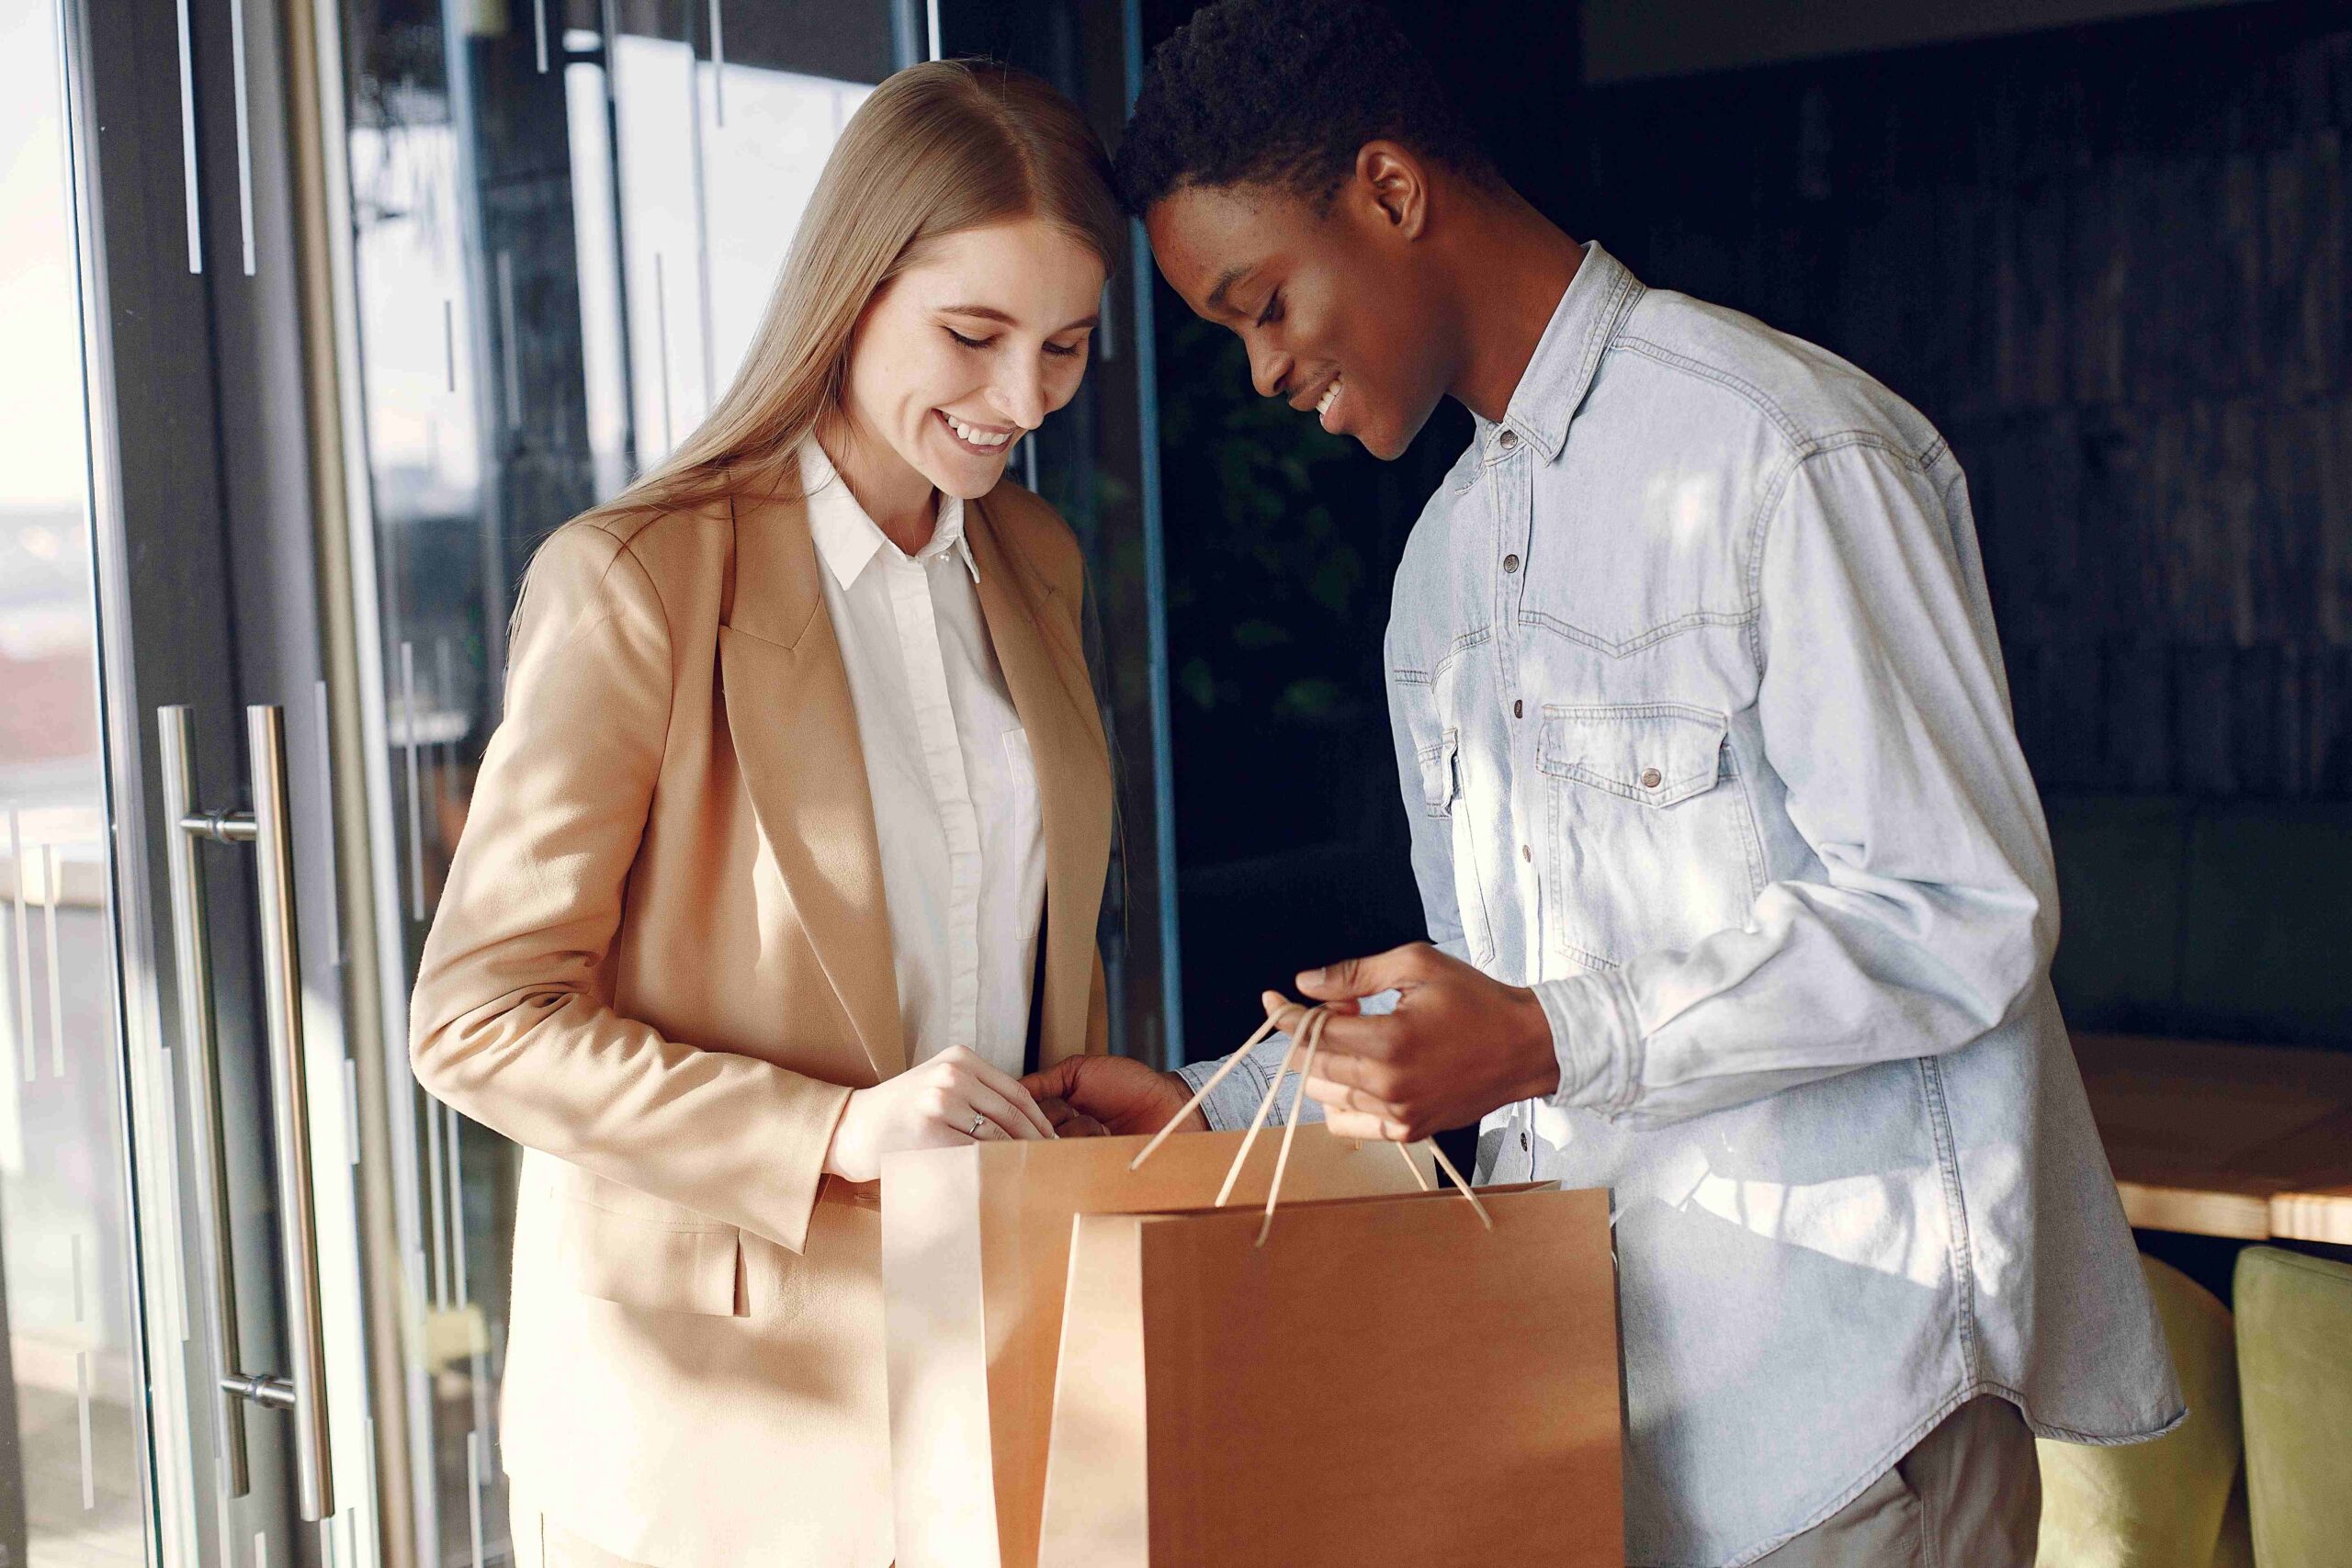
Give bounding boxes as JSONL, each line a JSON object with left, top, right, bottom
{"left": 1128, "top": 999, "right": 1491, "bottom": 1245}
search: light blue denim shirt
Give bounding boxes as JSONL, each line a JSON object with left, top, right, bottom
{"left": 1181, "top": 243, "right": 2181, "bottom": 1566}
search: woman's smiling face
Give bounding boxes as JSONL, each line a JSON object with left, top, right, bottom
{"left": 840, "top": 219, "right": 1106, "bottom": 501}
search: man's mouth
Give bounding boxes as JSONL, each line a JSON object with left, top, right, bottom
{"left": 1315, "top": 375, "right": 1343, "bottom": 431}
{"left": 937, "top": 409, "right": 1018, "bottom": 455}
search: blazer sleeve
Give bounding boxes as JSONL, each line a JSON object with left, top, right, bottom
{"left": 408, "top": 522, "right": 853, "bottom": 1254}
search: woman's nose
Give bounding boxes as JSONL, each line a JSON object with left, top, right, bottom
{"left": 986, "top": 371, "right": 1046, "bottom": 432}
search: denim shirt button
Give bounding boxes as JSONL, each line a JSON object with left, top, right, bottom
{"left": 1503, "top": 553, "right": 1521, "bottom": 574}
{"left": 1641, "top": 766, "right": 1663, "bottom": 788}
{"left": 1498, "top": 427, "right": 1519, "bottom": 450}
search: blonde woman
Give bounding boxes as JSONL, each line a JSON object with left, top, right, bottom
{"left": 409, "top": 61, "right": 1121, "bottom": 1568}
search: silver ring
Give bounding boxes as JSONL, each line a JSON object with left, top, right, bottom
{"left": 968, "top": 1112, "right": 987, "bottom": 1139}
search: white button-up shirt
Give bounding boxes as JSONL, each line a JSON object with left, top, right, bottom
{"left": 802, "top": 440, "right": 1046, "bottom": 1077}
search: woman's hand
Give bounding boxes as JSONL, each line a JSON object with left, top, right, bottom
{"left": 1022, "top": 1055, "right": 1204, "bottom": 1137}
{"left": 823, "top": 1045, "right": 1057, "bottom": 1182}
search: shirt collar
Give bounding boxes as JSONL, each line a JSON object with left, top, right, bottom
{"left": 799, "top": 439, "right": 978, "bottom": 588}
{"left": 1474, "top": 241, "right": 1645, "bottom": 464}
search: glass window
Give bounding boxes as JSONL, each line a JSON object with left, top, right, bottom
{"left": 0, "top": 0, "right": 150, "bottom": 1560}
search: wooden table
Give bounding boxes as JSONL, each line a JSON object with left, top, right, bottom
{"left": 2073, "top": 1032, "right": 2352, "bottom": 1246}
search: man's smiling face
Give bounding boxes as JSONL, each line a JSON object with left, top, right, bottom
{"left": 1143, "top": 167, "right": 1457, "bottom": 462}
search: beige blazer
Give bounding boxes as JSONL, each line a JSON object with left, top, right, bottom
{"left": 410, "top": 476, "right": 1113, "bottom": 1567}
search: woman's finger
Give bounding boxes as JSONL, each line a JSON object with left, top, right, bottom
{"left": 962, "top": 1053, "right": 1058, "bottom": 1140}
{"left": 959, "top": 1076, "right": 1049, "bottom": 1142}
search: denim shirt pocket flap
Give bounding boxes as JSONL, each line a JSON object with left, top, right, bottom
{"left": 1538, "top": 704, "right": 1729, "bottom": 808}
{"left": 1416, "top": 727, "right": 1461, "bottom": 818}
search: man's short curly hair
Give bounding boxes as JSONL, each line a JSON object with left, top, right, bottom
{"left": 1114, "top": 0, "right": 1498, "bottom": 217}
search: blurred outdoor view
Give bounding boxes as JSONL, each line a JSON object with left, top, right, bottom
{"left": 0, "top": 0, "right": 146, "bottom": 1562}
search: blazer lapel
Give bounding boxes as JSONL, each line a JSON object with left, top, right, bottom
{"left": 967, "top": 493, "right": 1113, "bottom": 1068}
{"left": 719, "top": 489, "right": 905, "bottom": 1082}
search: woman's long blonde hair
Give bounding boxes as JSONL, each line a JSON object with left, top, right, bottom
{"left": 591, "top": 59, "right": 1123, "bottom": 524}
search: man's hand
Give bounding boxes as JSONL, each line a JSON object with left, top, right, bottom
{"left": 1022, "top": 1055, "right": 1206, "bottom": 1137}
{"left": 1265, "top": 942, "right": 1558, "bottom": 1143}
{"left": 1035, "top": 1096, "right": 1109, "bottom": 1138}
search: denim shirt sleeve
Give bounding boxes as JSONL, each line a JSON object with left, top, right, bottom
{"left": 1537, "top": 441, "right": 2058, "bottom": 1125}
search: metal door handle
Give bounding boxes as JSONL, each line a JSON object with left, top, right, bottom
{"left": 157, "top": 705, "right": 334, "bottom": 1520}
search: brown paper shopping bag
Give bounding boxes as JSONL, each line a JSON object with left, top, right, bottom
{"left": 1035, "top": 1180, "right": 1623, "bottom": 1566}
{"left": 881, "top": 1122, "right": 1431, "bottom": 1568}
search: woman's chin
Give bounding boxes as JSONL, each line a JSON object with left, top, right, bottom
{"left": 917, "top": 444, "right": 1012, "bottom": 500}
{"left": 931, "top": 465, "right": 1004, "bottom": 502}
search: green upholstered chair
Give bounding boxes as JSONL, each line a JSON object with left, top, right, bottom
{"left": 2037, "top": 1255, "right": 2244, "bottom": 1567}
{"left": 2236, "top": 1246, "right": 2352, "bottom": 1567}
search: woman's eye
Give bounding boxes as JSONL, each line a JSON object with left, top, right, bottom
{"left": 1043, "top": 340, "right": 1083, "bottom": 359}
{"left": 944, "top": 327, "right": 992, "bottom": 350}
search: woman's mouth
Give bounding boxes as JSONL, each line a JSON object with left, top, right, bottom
{"left": 937, "top": 409, "right": 1018, "bottom": 457}
{"left": 1315, "top": 375, "right": 1343, "bottom": 432}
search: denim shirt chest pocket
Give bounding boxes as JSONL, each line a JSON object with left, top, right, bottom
{"left": 1537, "top": 701, "right": 1764, "bottom": 971}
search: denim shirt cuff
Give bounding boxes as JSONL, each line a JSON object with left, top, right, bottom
{"left": 1177, "top": 1036, "right": 1299, "bottom": 1133}
{"left": 1534, "top": 969, "right": 1642, "bottom": 1116}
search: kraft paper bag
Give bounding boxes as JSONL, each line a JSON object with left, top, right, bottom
{"left": 881, "top": 1126, "right": 1432, "bottom": 1568}
{"left": 1035, "top": 1182, "right": 1623, "bottom": 1567}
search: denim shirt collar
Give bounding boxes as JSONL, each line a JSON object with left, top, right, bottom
{"left": 1468, "top": 241, "right": 1645, "bottom": 469}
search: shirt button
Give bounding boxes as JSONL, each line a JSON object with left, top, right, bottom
{"left": 1498, "top": 428, "right": 1519, "bottom": 450}
{"left": 1641, "top": 767, "right": 1663, "bottom": 789}
{"left": 1521, "top": 843, "right": 1532, "bottom": 863}
{"left": 1512, "top": 699, "right": 1523, "bottom": 718}
{"left": 1503, "top": 553, "right": 1521, "bottom": 574}
{"left": 1519, "top": 1129, "right": 1530, "bottom": 1152}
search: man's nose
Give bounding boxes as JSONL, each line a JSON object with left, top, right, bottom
{"left": 1249, "top": 344, "right": 1294, "bottom": 402}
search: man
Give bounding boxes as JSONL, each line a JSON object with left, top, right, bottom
{"left": 1026, "top": 1, "right": 2181, "bottom": 1562}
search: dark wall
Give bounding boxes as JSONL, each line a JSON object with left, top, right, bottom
{"left": 1582, "top": 0, "right": 2352, "bottom": 1049}
{"left": 1584, "top": 0, "right": 2352, "bottom": 803}
{"left": 1145, "top": 0, "right": 2352, "bottom": 1058}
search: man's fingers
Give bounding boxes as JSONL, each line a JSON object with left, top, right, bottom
{"left": 1294, "top": 942, "right": 1435, "bottom": 1004}
{"left": 1304, "top": 1046, "right": 1404, "bottom": 1100}
{"left": 1322, "top": 1107, "right": 1412, "bottom": 1143}
{"left": 1303, "top": 1070, "right": 1397, "bottom": 1122}
{"left": 1020, "top": 1056, "right": 1081, "bottom": 1104}
{"left": 1258, "top": 991, "right": 1396, "bottom": 1061}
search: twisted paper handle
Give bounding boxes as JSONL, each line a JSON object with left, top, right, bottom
{"left": 1128, "top": 1000, "right": 1492, "bottom": 1244}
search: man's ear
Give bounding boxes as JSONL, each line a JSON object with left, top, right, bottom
{"left": 1352, "top": 141, "right": 1430, "bottom": 240}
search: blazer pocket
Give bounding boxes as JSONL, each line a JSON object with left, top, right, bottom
{"left": 555, "top": 1193, "right": 744, "bottom": 1318}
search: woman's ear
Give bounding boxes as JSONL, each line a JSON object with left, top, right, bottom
{"left": 1353, "top": 141, "right": 1430, "bottom": 240}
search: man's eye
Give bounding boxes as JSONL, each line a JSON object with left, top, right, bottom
{"left": 1255, "top": 293, "right": 1283, "bottom": 328}
{"left": 944, "top": 327, "right": 992, "bottom": 350}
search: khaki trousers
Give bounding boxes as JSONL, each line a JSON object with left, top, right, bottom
{"left": 1757, "top": 1394, "right": 2042, "bottom": 1567}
